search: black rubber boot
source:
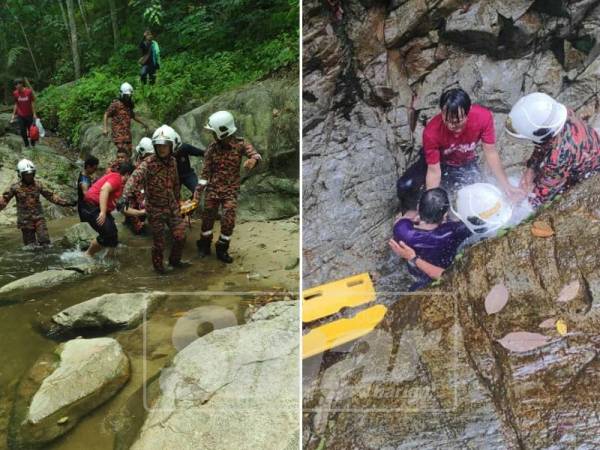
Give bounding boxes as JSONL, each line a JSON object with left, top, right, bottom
{"left": 215, "top": 239, "right": 233, "bottom": 264}
{"left": 196, "top": 236, "right": 212, "bottom": 257}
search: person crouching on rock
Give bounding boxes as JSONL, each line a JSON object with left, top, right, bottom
{"left": 123, "top": 137, "right": 155, "bottom": 234}
{"left": 103, "top": 82, "right": 149, "bottom": 156}
{"left": 194, "top": 111, "right": 262, "bottom": 263}
{"left": 396, "top": 88, "right": 523, "bottom": 216}
{"left": 123, "top": 125, "right": 189, "bottom": 274}
{"left": 388, "top": 188, "right": 471, "bottom": 291}
{"left": 81, "top": 162, "right": 136, "bottom": 258}
{"left": 0, "top": 159, "right": 76, "bottom": 246}
{"left": 506, "top": 92, "right": 600, "bottom": 207}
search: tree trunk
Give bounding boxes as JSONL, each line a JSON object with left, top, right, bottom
{"left": 64, "top": 0, "right": 81, "bottom": 80}
{"left": 77, "top": 0, "right": 91, "bottom": 39}
{"left": 7, "top": 8, "right": 41, "bottom": 81}
{"left": 108, "top": 0, "right": 119, "bottom": 50}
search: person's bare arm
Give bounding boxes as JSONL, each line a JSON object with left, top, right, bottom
{"left": 97, "top": 182, "right": 113, "bottom": 225}
{"left": 123, "top": 206, "right": 146, "bottom": 217}
{"left": 31, "top": 96, "right": 36, "bottom": 118}
{"left": 103, "top": 112, "right": 109, "bottom": 136}
{"left": 483, "top": 143, "right": 525, "bottom": 202}
{"left": 388, "top": 239, "right": 444, "bottom": 279}
{"left": 425, "top": 163, "right": 441, "bottom": 189}
{"left": 11, "top": 103, "right": 17, "bottom": 121}
{"left": 133, "top": 116, "right": 149, "bottom": 129}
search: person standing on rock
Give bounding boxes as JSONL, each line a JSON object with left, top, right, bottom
{"left": 172, "top": 130, "right": 205, "bottom": 194}
{"left": 11, "top": 78, "right": 37, "bottom": 148}
{"left": 389, "top": 188, "right": 471, "bottom": 291}
{"left": 103, "top": 82, "right": 149, "bottom": 156}
{"left": 80, "top": 161, "right": 137, "bottom": 258}
{"left": 396, "top": 88, "right": 523, "bottom": 215}
{"left": 0, "top": 159, "right": 76, "bottom": 246}
{"left": 106, "top": 148, "right": 131, "bottom": 174}
{"left": 194, "top": 111, "right": 261, "bottom": 263}
{"left": 124, "top": 125, "right": 189, "bottom": 273}
{"left": 139, "top": 30, "right": 160, "bottom": 85}
{"left": 123, "top": 137, "right": 154, "bottom": 234}
{"left": 77, "top": 156, "right": 99, "bottom": 221}
{"left": 506, "top": 92, "right": 600, "bottom": 207}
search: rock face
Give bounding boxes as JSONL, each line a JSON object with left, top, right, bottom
{"left": 51, "top": 292, "right": 167, "bottom": 333}
{"left": 303, "top": 176, "right": 600, "bottom": 449}
{"left": 129, "top": 300, "right": 299, "bottom": 450}
{"left": 60, "top": 222, "right": 97, "bottom": 249}
{"left": 302, "top": 0, "right": 600, "bottom": 287}
{"left": 0, "top": 268, "right": 84, "bottom": 301}
{"left": 9, "top": 337, "right": 129, "bottom": 448}
{"left": 0, "top": 137, "right": 78, "bottom": 227}
{"left": 172, "top": 76, "right": 299, "bottom": 220}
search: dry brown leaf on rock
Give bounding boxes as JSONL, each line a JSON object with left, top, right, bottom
{"left": 531, "top": 221, "right": 554, "bottom": 237}
{"left": 485, "top": 283, "right": 509, "bottom": 314}
{"left": 497, "top": 331, "right": 550, "bottom": 352}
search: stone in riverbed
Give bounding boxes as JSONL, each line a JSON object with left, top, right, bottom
{"left": 51, "top": 292, "right": 167, "bottom": 333}
{"left": 9, "top": 337, "right": 130, "bottom": 448}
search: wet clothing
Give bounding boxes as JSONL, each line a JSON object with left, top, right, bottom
{"left": 106, "top": 99, "right": 135, "bottom": 153}
{"left": 13, "top": 88, "right": 34, "bottom": 117}
{"left": 84, "top": 172, "right": 124, "bottom": 212}
{"left": 79, "top": 202, "right": 118, "bottom": 247}
{"left": 77, "top": 172, "right": 94, "bottom": 221}
{"left": 198, "top": 137, "right": 260, "bottom": 238}
{"left": 394, "top": 218, "right": 471, "bottom": 291}
{"left": 396, "top": 154, "right": 482, "bottom": 211}
{"left": 424, "top": 104, "right": 495, "bottom": 166}
{"left": 527, "top": 109, "right": 600, "bottom": 207}
{"left": 397, "top": 105, "right": 494, "bottom": 211}
{"left": 0, "top": 180, "right": 71, "bottom": 245}
{"left": 124, "top": 154, "right": 185, "bottom": 270}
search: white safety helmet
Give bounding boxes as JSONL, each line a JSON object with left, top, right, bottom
{"left": 204, "top": 111, "right": 237, "bottom": 139}
{"left": 135, "top": 137, "right": 155, "bottom": 157}
{"left": 506, "top": 92, "right": 567, "bottom": 144}
{"left": 120, "top": 82, "right": 134, "bottom": 96}
{"left": 451, "top": 183, "right": 512, "bottom": 234}
{"left": 17, "top": 159, "right": 36, "bottom": 177}
{"left": 152, "top": 124, "right": 178, "bottom": 150}
{"left": 173, "top": 130, "right": 182, "bottom": 151}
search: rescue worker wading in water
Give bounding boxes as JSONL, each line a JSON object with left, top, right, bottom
{"left": 194, "top": 111, "right": 261, "bottom": 263}
{"left": 123, "top": 125, "right": 189, "bottom": 274}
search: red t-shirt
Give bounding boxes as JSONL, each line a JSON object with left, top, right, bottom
{"left": 84, "top": 172, "right": 123, "bottom": 212}
{"left": 423, "top": 104, "right": 495, "bottom": 167}
{"left": 13, "top": 88, "right": 35, "bottom": 118}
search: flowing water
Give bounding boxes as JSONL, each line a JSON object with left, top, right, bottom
{"left": 0, "top": 215, "right": 299, "bottom": 450}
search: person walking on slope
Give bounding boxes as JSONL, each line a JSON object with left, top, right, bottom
{"left": 139, "top": 30, "right": 160, "bottom": 85}
{"left": 506, "top": 92, "right": 600, "bottom": 207}
{"left": 124, "top": 125, "right": 188, "bottom": 273}
{"left": 194, "top": 111, "right": 262, "bottom": 263}
{"left": 103, "top": 82, "right": 150, "bottom": 155}
{"left": 0, "top": 159, "right": 76, "bottom": 246}
{"left": 11, "top": 78, "right": 37, "bottom": 148}
{"left": 396, "top": 88, "right": 523, "bottom": 215}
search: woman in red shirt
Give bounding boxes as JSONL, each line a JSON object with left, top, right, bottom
{"left": 397, "top": 88, "right": 523, "bottom": 213}
{"left": 11, "top": 78, "right": 36, "bottom": 148}
{"left": 80, "top": 162, "right": 138, "bottom": 258}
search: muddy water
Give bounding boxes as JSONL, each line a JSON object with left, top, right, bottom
{"left": 0, "top": 214, "right": 299, "bottom": 450}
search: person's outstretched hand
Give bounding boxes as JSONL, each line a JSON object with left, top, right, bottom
{"left": 504, "top": 184, "right": 527, "bottom": 203}
{"left": 244, "top": 158, "right": 258, "bottom": 170}
{"left": 519, "top": 168, "right": 535, "bottom": 193}
{"left": 102, "top": 128, "right": 109, "bottom": 137}
{"left": 388, "top": 239, "right": 416, "bottom": 261}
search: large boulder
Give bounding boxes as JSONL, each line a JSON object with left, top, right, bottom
{"left": 128, "top": 301, "right": 299, "bottom": 450}
{"left": 51, "top": 292, "right": 167, "bottom": 333}
{"left": 9, "top": 337, "right": 130, "bottom": 448}
{"left": 60, "top": 222, "right": 97, "bottom": 249}
{"left": 172, "top": 77, "right": 299, "bottom": 220}
{"left": 0, "top": 265, "right": 94, "bottom": 302}
{"left": 303, "top": 175, "right": 600, "bottom": 449}
{"left": 0, "top": 139, "right": 78, "bottom": 227}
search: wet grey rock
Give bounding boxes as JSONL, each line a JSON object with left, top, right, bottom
{"left": 129, "top": 301, "right": 299, "bottom": 450}
{"left": 51, "top": 292, "right": 168, "bottom": 333}
{"left": 61, "top": 222, "right": 97, "bottom": 249}
{"left": 9, "top": 337, "right": 129, "bottom": 448}
{"left": 0, "top": 269, "right": 83, "bottom": 301}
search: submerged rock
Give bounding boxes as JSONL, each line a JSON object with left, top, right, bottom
{"left": 51, "top": 292, "right": 168, "bottom": 334}
{"left": 129, "top": 301, "right": 299, "bottom": 450}
{"left": 303, "top": 176, "right": 600, "bottom": 449}
{"left": 0, "top": 269, "right": 84, "bottom": 301}
{"left": 9, "top": 337, "right": 129, "bottom": 448}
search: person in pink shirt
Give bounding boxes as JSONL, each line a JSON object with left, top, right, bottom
{"left": 397, "top": 88, "right": 523, "bottom": 213}
{"left": 11, "top": 78, "right": 37, "bottom": 148}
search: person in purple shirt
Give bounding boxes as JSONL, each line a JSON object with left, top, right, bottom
{"left": 389, "top": 188, "right": 471, "bottom": 291}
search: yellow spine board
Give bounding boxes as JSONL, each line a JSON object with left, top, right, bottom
{"left": 302, "top": 305, "right": 387, "bottom": 359}
{"left": 302, "top": 272, "right": 375, "bottom": 323}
